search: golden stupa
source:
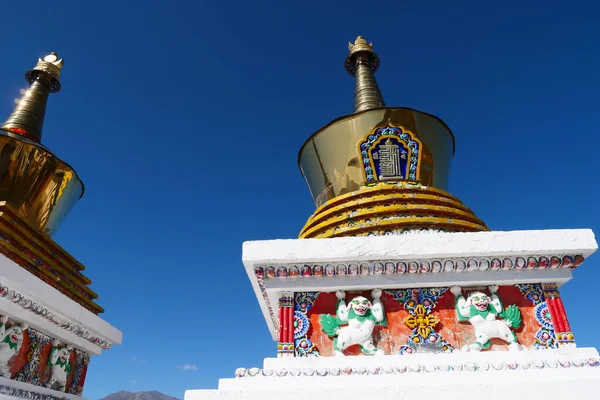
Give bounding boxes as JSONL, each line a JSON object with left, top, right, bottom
{"left": 298, "top": 37, "right": 488, "bottom": 238}
{"left": 0, "top": 53, "right": 102, "bottom": 314}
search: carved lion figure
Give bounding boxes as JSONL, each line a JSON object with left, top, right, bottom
{"left": 0, "top": 315, "right": 27, "bottom": 378}
{"left": 320, "top": 289, "right": 386, "bottom": 356}
{"left": 45, "top": 340, "right": 73, "bottom": 391}
{"left": 451, "top": 285, "right": 523, "bottom": 352}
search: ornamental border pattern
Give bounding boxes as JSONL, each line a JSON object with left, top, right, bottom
{"left": 233, "top": 357, "right": 600, "bottom": 378}
{"left": 255, "top": 254, "right": 585, "bottom": 281}
{"left": 0, "top": 383, "right": 71, "bottom": 400}
{"left": 0, "top": 279, "right": 111, "bottom": 350}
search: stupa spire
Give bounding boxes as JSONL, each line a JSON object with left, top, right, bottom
{"left": 345, "top": 36, "right": 385, "bottom": 113}
{"left": 1, "top": 52, "right": 63, "bottom": 143}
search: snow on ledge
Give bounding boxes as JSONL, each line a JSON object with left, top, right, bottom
{"left": 242, "top": 229, "right": 598, "bottom": 265}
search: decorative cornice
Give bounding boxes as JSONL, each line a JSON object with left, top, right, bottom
{"left": 256, "top": 254, "right": 584, "bottom": 280}
{"left": 0, "top": 279, "right": 111, "bottom": 349}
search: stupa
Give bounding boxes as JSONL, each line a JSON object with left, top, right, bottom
{"left": 0, "top": 53, "right": 122, "bottom": 399}
{"left": 185, "top": 37, "right": 599, "bottom": 399}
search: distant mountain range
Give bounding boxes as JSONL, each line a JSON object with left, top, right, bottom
{"left": 99, "top": 391, "right": 180, "bottom": 400}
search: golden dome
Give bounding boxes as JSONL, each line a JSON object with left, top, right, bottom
{"left": 298, "top": 38, "right": 488, "bottom": 238}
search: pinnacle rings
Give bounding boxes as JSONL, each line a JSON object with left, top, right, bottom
{"left": 345, "top": 36, "right": 380, "bottom": 76}
{"left": 24, "top": 52, "right": 64, "bottom": 93}
{"left": 345, "top": 53, "right": 380, "bottom": 76}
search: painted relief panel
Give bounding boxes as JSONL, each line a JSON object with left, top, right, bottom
{"left": 295, "top": 284, "right": 556, "bottom": 357}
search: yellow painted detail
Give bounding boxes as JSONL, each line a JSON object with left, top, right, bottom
{"left": 300, "top": 182, "right": 488, "bottom": 238}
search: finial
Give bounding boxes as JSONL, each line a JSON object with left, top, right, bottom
{"left": 27, "top": 52, "right": 63, "bottom": 92}
{"left": 347, "top": 36, "right": 374, "bottom": 56}
{"left": 1, "top": 52, "right": 64, "bottom": 142}
{"left": 344, "top": 36, "right": 385, "bottom": 113}
{"left": 345, "top": 36, "right": 380, "bottom": 76}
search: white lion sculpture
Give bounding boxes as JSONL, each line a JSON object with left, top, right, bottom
{"left": 320, "top": 289, "right": 385, "bottom": 356}
{"left": 0, "top": 315, "right": 27, "bottom": 378}
{"left": 451, "top": 285, "right": 523, "bottom": 352}
{"left": 45, "top": 340, "right": 73, "bottom": 391}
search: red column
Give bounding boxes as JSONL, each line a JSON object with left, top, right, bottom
{"left": 278, "top": 306, "right": 284, "bottom": 343}
{"left": 287, "top": 305, "right": 294, "bottom": 343}
{"left": 542, "top": 283, "right": 574, "bottom": 348}
{"left": 281, "top": 302, "right": 289, "bottom": 344}
{"left": 277, "top": 293, "right": 294, "bottom": 357}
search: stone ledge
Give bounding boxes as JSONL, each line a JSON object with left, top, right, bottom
{"left": 0, "top": 256, "right": 122, "bottom": 353}
{"left": 0, "top": 376, "right": 84, "bottom": 400}
{"left": 184, "top": 348, "right": 600, "bottom": 400}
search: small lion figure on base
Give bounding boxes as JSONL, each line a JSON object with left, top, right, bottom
{"left": 450, "top": 285, "right": 523, "bottom": 352}
{"left": 45, "top": 340, "right": 73, "bottom": 392}
{"left": 320, "top": 289, "right": 385, "bottom": 356}
{"left": 0, "top": 315, "right": 27, "bottom": 378}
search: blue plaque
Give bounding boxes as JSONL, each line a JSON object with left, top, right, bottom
{"left": 358, "top": 124, "right": 422, "bottom": 183}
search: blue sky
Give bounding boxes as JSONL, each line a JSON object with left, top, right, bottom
{"left": 1, "top": 0, "right": 600, "bottom": 398}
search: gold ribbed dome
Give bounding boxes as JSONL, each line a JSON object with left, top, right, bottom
{"left": 298, "top": 37, "right": 487, "bottom": 238}
{"left": 300, "top": 181, "right": 488, "bottom": 238}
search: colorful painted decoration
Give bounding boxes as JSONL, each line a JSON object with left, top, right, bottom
{"left": 15, "top": 328, "right": 51, "bottom": 385}
{"left": 405, "top": 304, "right": 439, "bottom": 339}
{"left": 451, "top": 285, "right": 523, "bottom": 352}
{"left": 515, "top": 283, "right": 544, "bottom": 305}
{"left": 45, "top": 340, "right": 73, "bottom": 392}
{"left": 358, "top": 124, "right": 422, "bottom": 183}
{"left": 514, "top": 283, "right": 558, "bottom": 350}
{"left": 535, "top": 302, "right": 554, "bottom": 331}
{"left": 0, "top": 315, "right": 27, "bottom": 378}
{"left": 320, "top": 289, "right": 385, "bottom": 356}
{"left": 68, "top": 349, "right": 90, "bottom": 396}
{"left": 294, "top": 292, "right": 320, "bottom": 357}
{"left": 387, "top": 288, "right": 453, "bottom": 354}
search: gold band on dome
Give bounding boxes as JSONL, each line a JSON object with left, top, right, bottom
{"left": 299, "top": 182, "right": 489, "bottom": 238}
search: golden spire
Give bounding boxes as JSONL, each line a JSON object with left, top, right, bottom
{"left": 1, "top": 52, "right": 64, "bottom": 143}
{"left": 344, "top": 36, "right": 385, "bottom": 113}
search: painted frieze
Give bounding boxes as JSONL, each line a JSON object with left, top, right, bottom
{"left": 281, "top": 283, "right": 570, "bottom": 357}
{"left": 0, "top": 313, "right": 91, "bottom": 396}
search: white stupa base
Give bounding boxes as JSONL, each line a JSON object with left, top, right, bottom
{"left": 185, "top": 348, "right": 600, "bottom": 400}
{"left": 0, "top": 376, "right": 85, "bottom": 400}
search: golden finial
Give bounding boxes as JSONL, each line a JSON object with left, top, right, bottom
{"left": 1, "top": 52, "right": 64, "bottom": 142}
{"left": 344, "top": 36, "right": 384, "bottom": 113}
{"left": 347, "top": 36, "right": 374, "bottom": 56}
{"left": 27, "top": 52, "right": 64, "bottom": 92}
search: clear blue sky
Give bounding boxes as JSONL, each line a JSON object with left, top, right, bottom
{"left": 1, "top": 1, "right": 599, "bottom": 399}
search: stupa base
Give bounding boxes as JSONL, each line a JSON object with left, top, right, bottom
{"left": 185, "top": 347, "right": 600, "bottom": 400}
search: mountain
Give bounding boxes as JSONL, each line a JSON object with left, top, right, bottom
{"left": 99, "top": 391, "right": 181, "bottom": 400}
